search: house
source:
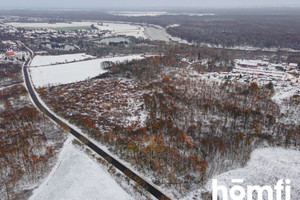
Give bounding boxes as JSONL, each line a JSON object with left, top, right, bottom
{"left": 287, "top": 63, "right": 298, "bottom": 70}
{"left": 288, "top": 63, "right": 298, "bottom": 69}
{"left": 238, "top": 60, "right": 258, "bottom": 68}
{"left": 7, "top": 50, "right": 14, "bottom": 56}
{"left": 257, "top": 61, "right": 269, "bottom": 67}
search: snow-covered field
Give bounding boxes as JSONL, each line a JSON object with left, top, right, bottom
{"left": 29, "top": 55, "right": 145, "bottom": 87}
{"left": 29, "top": 137, "right": 133, "bottom": 200}
{"left": 108, "top": 11, "right": 168, "bottom": 17}
{"left": 30, "top": 53, "right": 95, "bottom": 67}
{"left": 108, "top": 11, "right": 214, "bottom": 17}
{"left": 184, "top": 147, "right": 300, "bottom": 200}
{"left": 168, "top": 13, "right": 215, "bottom": 17}
{"left": 96, "top": 22, "right": 146, "bottom": 38}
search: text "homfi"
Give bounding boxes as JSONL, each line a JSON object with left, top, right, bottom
{"left": 212, "top": 179, "right": 291, "bottom": 200}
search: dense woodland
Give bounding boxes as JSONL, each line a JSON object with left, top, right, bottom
{"left": 40, "top": 55, "right": 300, "bottom": 198}
{"left": 166, "top": 15, "right": 300, "bottom": 50}
{"left": 0, "top": 61, "right": 65, "bottom": 200}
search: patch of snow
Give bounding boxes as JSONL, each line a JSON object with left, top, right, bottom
{"left": 166, "top": 24, "right": 180, "bottom": 29}
{"left": 184, "top": 148, "right": 300, "bottom": 200}
{"left": 144, "top": 26, "right": 170, "bottom": 42}
{"left": 272, "top": 86, "right": 299, "bottom": 104}
{"left": 0, "top": 103, "right": 4, "bottom": 110}
{"left": 96, "top": 22, "right": 146, "bottom": 38}
{"left": 30, "top": 53, "right": 95, "bottom": 67}
{"left": 29, "top": 55, "right": 145, "bottom": 88}
{"left": 29, "top": 137, "right": 133, "bottom": 200}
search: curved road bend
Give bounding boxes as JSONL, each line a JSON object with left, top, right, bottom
{"left": 22, "top": 45, "right": 171, "bottom": 200}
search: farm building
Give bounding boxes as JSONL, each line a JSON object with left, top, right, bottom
{"left": 237, "top": 60, "right": 258, "bottom": 68}
{"left": 288, "top": 63, "right": 298, "bottom": 69}
{"left": 7, "top": 50, "right": 14, "bottom": 56}
{"left": 257, "top": 61, "right": 269, "bottom": 67}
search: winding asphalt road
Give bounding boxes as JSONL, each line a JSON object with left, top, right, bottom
{"left": 21, "top": 42, "right": 171, "bottom": 200}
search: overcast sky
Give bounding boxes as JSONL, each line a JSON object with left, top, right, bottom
{"left": 2, "top": 0, "right": 300, "bottom": 9}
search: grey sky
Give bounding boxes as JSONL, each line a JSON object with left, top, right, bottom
{"left": 2, "top": 0, "right": 300, "bottom": 9}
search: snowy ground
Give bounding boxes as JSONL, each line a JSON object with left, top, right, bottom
{"left": 30, "top": 53, "right": 95, "bottom": 67}
{"left": 29, "top": 137, "right": 133, "bottom": 200}
{"left": 108, "top": 11, "right": 168, "bottom": 17}
{"left": 108, "top": 11, "right": 214, "bottom": 17}
{"left": 184, "top": 147, "right": 300, "bottom": 200}
{"left": 29, "top": 54, "right": 145, "bottom": 88}
{"left": 144, "top": 26, "right": 170, "bottom": 42}
{"left": 96, "top": 22, "right": 146, "bottom": 38}
{"left": 272, "top": 84, "right": 300, "bottom": 104}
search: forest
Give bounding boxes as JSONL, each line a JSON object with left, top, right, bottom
{"left": 39, "top": 55, "right": 299, "bottom": 199}
{"left": 0, "top": 60, "right": 65, "bottom": 200}
{"left": 166, "top": 15, "right": 300, "bottom": 50}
